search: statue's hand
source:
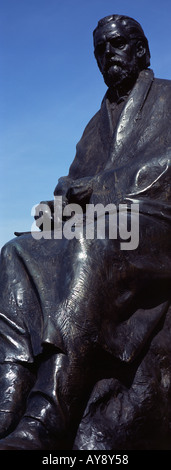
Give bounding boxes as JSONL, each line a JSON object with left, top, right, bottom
{"left": 66, "top": 177, "right": 94, "bottom": 205}
{"left": 34, "top": 195, "right": 72, "bottom": 232}
{"left": 54, "top": 176, "right": 74, "bottom": 201}
{"left": 34, "top": 200, "right": 55, "bottom": 231}
{"left": 67, "top": 170, "right": 121, "bottom": 206}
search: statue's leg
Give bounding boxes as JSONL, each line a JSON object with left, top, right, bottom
{"left": 0, "top": 352, "right": 68, "bottom": 449}
{"left": 0, "top": 347, "right": 94, "bottom": 450}
{"left": 0, "top": 235, "right": 96, "bottom": 449}
{"left": 0, "top": 211, "right": 170, "bottom": 449}
{"left": 0, "top": 239, "right": 42, "bottom": 438}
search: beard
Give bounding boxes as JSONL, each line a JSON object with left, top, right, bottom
{"left": 103, "top": 59, "right": 140, "bottom": 90}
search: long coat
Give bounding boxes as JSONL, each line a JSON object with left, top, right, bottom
{"left": 0, "top": 68, "right": 171, "bottom": 449}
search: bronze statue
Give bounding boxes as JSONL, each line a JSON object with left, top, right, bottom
{"left": 0, "top": 15, "right": 170, "bottom": 450}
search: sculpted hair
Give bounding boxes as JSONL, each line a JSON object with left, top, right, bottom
{"left": 93, "top": 14, "right": 151, "bottom": 68}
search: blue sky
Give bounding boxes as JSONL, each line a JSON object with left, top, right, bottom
{"left": 0, "top": 0, "right": 171, "bottom": 248}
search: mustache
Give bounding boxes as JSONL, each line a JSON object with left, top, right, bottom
{"left": 104, "top": 57, "right": 128, "bottom": 73}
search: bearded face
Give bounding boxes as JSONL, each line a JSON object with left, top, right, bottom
{"left": 94, "top": 22, "right": 142, "bottom": 89}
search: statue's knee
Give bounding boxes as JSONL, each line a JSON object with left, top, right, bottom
{"left": 1, "top": 239, "right": 19, "bottom": 260}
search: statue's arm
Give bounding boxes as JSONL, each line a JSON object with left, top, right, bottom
{"left": 54, "top": 175, "right": 74, "bottom": 200}
{"left": 65, "top": 170, "right": 119, "bottom": 206}
{"left": 66, "top": 156, "right": 171, "bottom": 209}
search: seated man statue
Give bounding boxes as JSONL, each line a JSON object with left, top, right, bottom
{"left": 0, "top": 14, "right": 170, "bottom": 450}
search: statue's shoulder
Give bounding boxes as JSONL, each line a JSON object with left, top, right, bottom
{"left": 81, "top": 109, "right": 101, "bottom": 138}
{"left": 150, "top": 76, "right": 171, "bottom": 105}
{"left": 153, "top": 76, "right": 171, "bottom": 91}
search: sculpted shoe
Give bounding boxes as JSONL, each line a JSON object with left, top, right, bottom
{"left": 0, "top": 403, "right": 68, "bottom": 450}
{"left": 0, "top": 417, "right": 56, "bottom": 450}
{"left": 0, "top": 391, "right": 69, "bottom": 450}
{"left": 0, "top": 363, "right": 35, "bottom": 438}
{"left": 0, "top": 352, "right": 70, "bottom": 449}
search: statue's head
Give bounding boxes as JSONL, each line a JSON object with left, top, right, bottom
{"left": 93, "top": 15, "right": 151, "bottom": 89}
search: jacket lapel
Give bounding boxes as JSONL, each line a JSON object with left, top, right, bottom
{"left": 105, "top": 69, "right": 154, "bottom": 169}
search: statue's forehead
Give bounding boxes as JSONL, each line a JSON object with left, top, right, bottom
{"left": 94, "top": 22, "right": 127, "bottom": 46}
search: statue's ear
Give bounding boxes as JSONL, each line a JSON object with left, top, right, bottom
{"left": 136, "top": 40, "right": 146, "bottom": 59}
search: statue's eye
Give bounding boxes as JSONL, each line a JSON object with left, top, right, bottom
{"left": 110, "top": 38, "right": 126, "bottom": 49}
